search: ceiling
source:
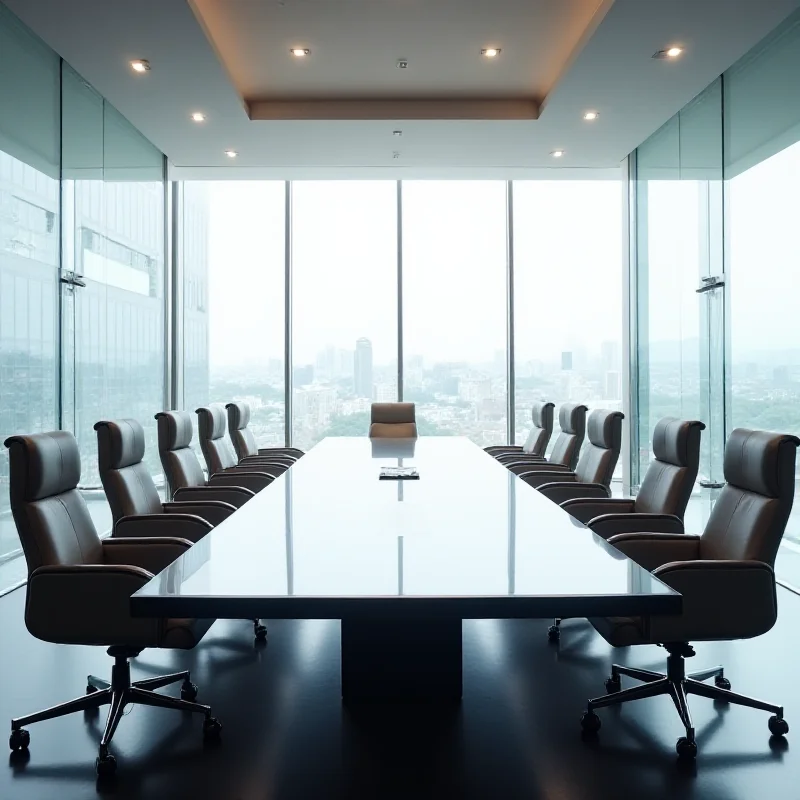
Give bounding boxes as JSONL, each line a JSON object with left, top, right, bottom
{"left": 5, "top": 0, "right": 800, "bottom": 178}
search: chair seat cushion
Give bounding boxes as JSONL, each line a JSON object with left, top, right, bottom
{"left": 160, "top": 617, "right": 214, "bottom": 650}
{"left": 589, "top": 615, "right": 648, "bottom": 647}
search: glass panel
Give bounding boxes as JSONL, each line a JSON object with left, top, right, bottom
{"left": 0, "top": 4, "right": 60, "bottom": 588}
{"left": 62, "top": 64, "right": 165, "bottom": 531}
{"left": 291, "top": 181, "right": 397, "bottom": 449}
{"left": 183, "top": 181, "right": 285, "bottom": 449}
{"left": 402, "top": 181, "right": 507, "bottom": 445}
{"left": 724, "top": 10, "right": 800, "bottom": 583}
{"left": 512, "top": 181, "right": 623, "bottom": 466}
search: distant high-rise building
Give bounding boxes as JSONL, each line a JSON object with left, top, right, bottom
{"left": 601, "top": 341, "right": 620, "bottom": 374}
{"left": 354, "top": 337, "right": 373, "bottom": 398}
{"left": 561, "top": 351, "right": 573, "bottom": 371}
{"left": 605, "top": 370, "right": 620, "bottom": 401}
{"left": 293, "top": 364, "right": 314, "bottom": 386}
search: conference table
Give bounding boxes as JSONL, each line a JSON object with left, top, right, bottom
{"left": 131, "top": 437, "right": 681, "bottom": 703}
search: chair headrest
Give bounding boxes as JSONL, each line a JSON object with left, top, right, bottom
{"left": 196, "top": 405, "right": 227, "bottom": 440}
{"left": 371, "top": 402, "right": 416, "bottom": 425}
{"left": 155, "top": 410, "right": 194, "bottom": 451}
{"left": 587, "top": 409, "right": 624, "bottom": 448}
{"left": 531, "top": 401, "right": 555, "bottom": 430}
{"left": 652, "top": 417, "right": 705, "bottom": 467}
{"left": 226, "top": 402, "right": 250, "bottom": 431}
{"left": 723, "top": 428, "right": 800, "bottom": 498}
{"left": 4, "top": 431, "right": 81, "bottom": 501}
{"left": 558, "top": 403, "right": 587, "bottom": 434}
{"left": 94, "top": 419, "right": 145, "bottom": 470}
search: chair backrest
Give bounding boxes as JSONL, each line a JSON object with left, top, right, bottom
{"left": 522, "top": 401, "right": 555, "bottom": 455}
{"left": 196, "top": 405, "right": 238, "bottom": 473}
{"left": 369, "top": 402, "right": 418, "bottom": 438}
{"left": 155, "top": 410, "right": 207, "bottom": 493}
{"left": 548, "top": 404, "right": 588, "bottom": 469}
{"left": 574, "top": 409, "right": 624, "bottom": 485}
{"left": 226, "top": 401, "right": 259, "bottom": 460}
{"left": 4, "top": 431, "right": 102, "bottom": 574}
{"left": 635, "top": 417, "right": 705, "bottom": 517}
{"left": 700, "top": 429, "right": 800, "bottom": 565}
{"left": 95, "top": 419, "right": 162, "bottom": 523}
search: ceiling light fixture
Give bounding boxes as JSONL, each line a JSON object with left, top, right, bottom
{"left": 551, "top": 149, "right": 565, "bottom": 158}
{"left": 224, "top": 149, "right": 238, "bottom": 158}
{"left": 291, "top": 48, "right": 310, "bottom": 57}
{"left": 481, "top": 48, "right": 501, "bottom": 58}
{"left": 397, "top": 59, "right": 409, "bottom": 69}
{"left": 393, "top": 130, "right": 403, "bottom": 137}
{"left": 652, "top": 46, "right": 683, "bottom": 59}
{"left": 191, "top": 112, "right": 206, "bottom": 123}
{"left": 583, "top": 111, "right": 599, "bottom": 121}
{"left": 130, "top": 59, "right": 150, "bottom": 73}
{"left": 392, "top": 151, "right": 401, "bottom": 159}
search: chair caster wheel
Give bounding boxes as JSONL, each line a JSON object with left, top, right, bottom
{"left": 580, "top": 711, "right": 601, "bottom": 734}
{"left": 714, "top": 676, "right": 731, "bottom": 690}
{"left": 181, "top": 680, "right": 199, "bottom": 701}
{"left": 769, "top": 716, "right": 789, "bottom": 737}
{"left": 95, "top": 753, "right": 117, "bottom": 777}
{"left": 547, "top": 625, "right": 560, "bottom": 643}
{"left": 604, "top": 676, "right": 621, "bottom": 694}
{"left": 203, "top": 716, "right": 222, "bottom": 740}
{"left": 254, "top": 624, "right": 267, "bottom": 641}
{"left": 9, "top": 729, "right": 30, "bottom": 752}
{"left": 676, "top": 737, "right": 697, "bottom": 759}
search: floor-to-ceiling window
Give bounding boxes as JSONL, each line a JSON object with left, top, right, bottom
{"left": 0, "top": 3, "right": 60, "bottom": 588}
{"left": 513, "top": 180, "right": 623, "bottom": 459}
{"left": 181, "top": 182, "right": 285, "bottom": 452}
{"left": 402, "top": 181, "right": 507, "bottom": 445}
{"left": 291, "top": 181, "right": 397, "bottom": 449}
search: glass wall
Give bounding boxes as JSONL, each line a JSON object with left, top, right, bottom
{"left": 291, "top": 181, "right": 397, "bottom": 449}
{"left": 513, "top": 181, "right": 623, "bottom": 456}
{"left": 0, "top": 3, "right": 60, "bottom": 585}
{"left": 402, "top": 181, "right": 508, "bottom": 445}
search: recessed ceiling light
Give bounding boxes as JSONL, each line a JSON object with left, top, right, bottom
{"left": 481, "top": 48, "right": 501, "bottom": 58}
{"left": 291, "top": 48, "right": 310, "bottom": 57}
{"left": 583, "top": 111, "right": 599, "bottom": 121}
{"left": 397, "top": 59, "right": 409, "bottom": 69}
{"left": 191, "top": 112, "right": 206, "bottom": 123}
{"left": 551, "top": 150, "right": 565, "bottom": 158}
{"left": 392, "top": 151, "right": 401, "bottom": 159}
{"left": 393, "top": 130, "right": 403, "bottom": 137}
{"left": 652, "top": 46, "right": 683, "bottom": 59}
{"left": 130, "top": 59, "right": 150, "bottom": 73}
{"left": 224, "top": 149, "right": 238, "bottom": 158}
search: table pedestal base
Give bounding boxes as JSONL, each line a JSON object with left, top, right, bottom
{"left": 341, "top": 618, "right": 462, "bottom": 703}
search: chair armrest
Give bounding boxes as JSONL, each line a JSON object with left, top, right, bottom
{"left": 650, "top": 560, "right": 777, "bottom": 642}
{"left": 208, "top": 471, "right": 273, "bottom": 493}
{"left": 592, "top": 512, "right": 685, "bottom": 540}
{"left": 255, "top": 450, "right": 298, "bottom": 462}
{"left": 538, "top": 482, "right": 610, "bottom": 505}
{"left": 113, "top": 513, "right": 212, "bottom": 544}
{"left": 259, "top": 447, "right": 303, "bottom": 458}
{"left": 560, "top": 497, "right": 636, "bottom": 524}
{"left": 485, "top": 445, "right": 523, "bottom": 456}
{"left": 506, "top": 461, "right": 569, "bottom": 476}
{"left": 224, "top": 463, "right": 284, "bottom": 478}
{"left": 606, "top": 532, "right": 700, "bottom": 571}
{"left": 173, "top": 485, "right": 254, "bottom": 508}
{"left": 103, "top": 536, "right": 192, "bottom": 573}
{"left": 25, "top": 564, "right": 161, "bottom": 646}
{"left": 163, "top": 500, "right": 236, "bottom": 526}
{"left": 518, "top": 470, "right": 577, "bottom": 489}
{"left": 496, "top": 453, "right": 546, "bottom": 464}
{"left": 240, "top": 455, "right": 293, "bottom": 468}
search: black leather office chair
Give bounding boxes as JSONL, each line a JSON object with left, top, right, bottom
{"left": 5, "top": 431, "right": 220, "bottom": 776}
{"left": 485, "top": 401, "right": 555, "bottom": 460}
{"left": 226, "top": 401, "right": 304, "bottom": 463}
{"left": 580, "top": 428, "right": 799, "bottom": 759}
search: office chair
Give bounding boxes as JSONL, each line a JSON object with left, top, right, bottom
{"left": 517, "top": 409, "right": 623, "bottom": 501}
{"left": 561, "top": 417, "right": 705, "bottom": 531}
{"left": 5, "top": 431, "right": 220, "bottom": 777}
{"left": 197, "top": 405, "right": 291, "bottom": 477}
{"left": 95, "top": 419, "right": 268, "bottom": 641}
{"left": 485, "top": 401, "right": 555, "bottom": 460}
{"left": 580, "top": 428, "right": 799, "bottom": 759}
{"left": 226, "top": 401, "right": 304, "bottom": 463}
{"left": 498, "top": 403, "right": 588, "bottom": 474}
{"left": 155, "top": 410, "right": 272, "bottom": 501}
{"left": 369, "top": 402, "right": 418, "bottom": 438}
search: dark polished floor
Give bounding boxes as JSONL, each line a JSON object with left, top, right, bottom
{"left": 2, "top": 585, "right": 799, "bottom": 800}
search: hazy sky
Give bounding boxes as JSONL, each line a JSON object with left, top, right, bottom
{"left": 206, "top": 179, "right": 624, "bottom": 370}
